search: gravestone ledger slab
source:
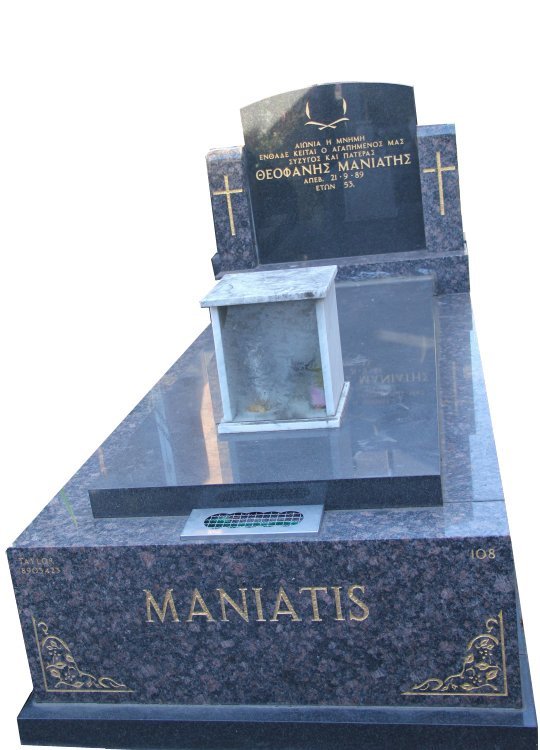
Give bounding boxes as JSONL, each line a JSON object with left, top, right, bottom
{"left": 7, "top": 84, "right": 537, "bottom": 750}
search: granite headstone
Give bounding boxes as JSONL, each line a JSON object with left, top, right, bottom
{"left": 207, "top": 86, "right": 467, "bottom": 294}
{"left": 241, "top": 82, "right": 426, "bottom": 264}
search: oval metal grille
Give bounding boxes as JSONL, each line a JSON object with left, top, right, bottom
{"left": 204, "top": 510, "right": 304, "bottom": 529}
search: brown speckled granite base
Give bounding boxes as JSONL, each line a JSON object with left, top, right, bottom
{"left": 8, "top": 534, "right": 520, "bottom": 708}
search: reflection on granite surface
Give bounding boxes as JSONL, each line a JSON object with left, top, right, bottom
{"left": 437, "top": 293, "right": 503, "bottom": 503}
{"left": 12, "top": 280, "right": 506, "bottom": 549}
{"left": 93, "top": 276, "right": 443, "bottom": 512}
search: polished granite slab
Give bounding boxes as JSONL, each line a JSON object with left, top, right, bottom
{"left": 88, "top": 275, "right": 442, "bottom": 514}
{"left": 10, "top": 282, "right": 501, "bottom": 552}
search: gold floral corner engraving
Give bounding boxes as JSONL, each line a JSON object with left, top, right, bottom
{"left": 32, "top": 616, "right": 133, "bottom": 693}
{"left": 403, "top": 611, "right": 508, "bottom": 697}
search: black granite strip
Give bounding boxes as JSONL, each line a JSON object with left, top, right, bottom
{"left": 89, "top": 475, "right": 442, "bottom": 518}
{"left": 17, "top": 706, "right": 537, "bottom": 750}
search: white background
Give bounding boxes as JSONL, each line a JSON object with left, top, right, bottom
{"left": 1, "top": 1, "right": 538, "bottom": 747}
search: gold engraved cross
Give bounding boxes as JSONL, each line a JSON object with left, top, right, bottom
{"left": 212, "top": 175, "right": 243, "bottom": 236}
{"left": 423, "top": 151, "right": 456, "bottom": 216}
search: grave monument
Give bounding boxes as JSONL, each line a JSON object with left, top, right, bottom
{"left": 7, "top": 83, "right": 537, "bottom": 749}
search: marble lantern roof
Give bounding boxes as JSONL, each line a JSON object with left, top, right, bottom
{"left": 200, "top": 265, "right": 338, "bottom": 308}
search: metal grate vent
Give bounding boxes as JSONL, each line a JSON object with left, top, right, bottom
{"left": 181, "top": 504, "right": 323, "bottom": 537}
{"left": 204, "top": 510, "right": 303, "bottom": 530}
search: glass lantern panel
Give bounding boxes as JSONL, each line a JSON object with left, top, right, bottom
{"left": 219, "top": 299, "right": 325, "bottom": 422}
